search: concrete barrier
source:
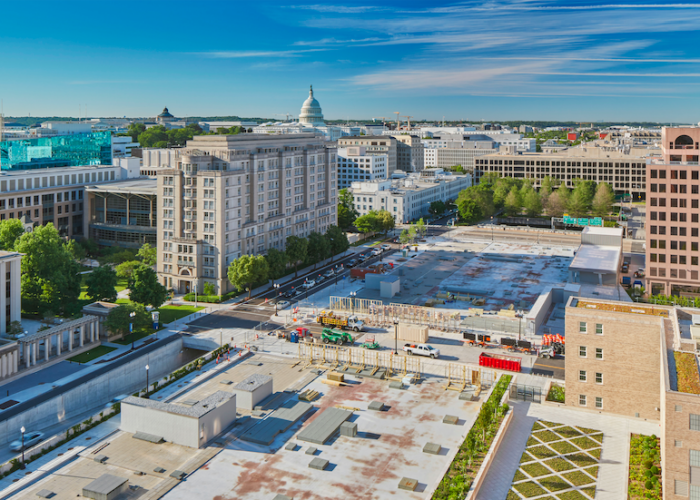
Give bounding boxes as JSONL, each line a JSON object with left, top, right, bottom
{"left": 0, "top": 338, "right": 185, "bottom": 447}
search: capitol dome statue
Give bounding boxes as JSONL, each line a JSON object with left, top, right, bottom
{"left": 299, "top": 85, "right": 325, "bottom": 126}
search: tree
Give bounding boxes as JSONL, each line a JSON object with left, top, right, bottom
{"left": 265, "top": 247, "right": 288, "bottom": 279}
{"left": 125, "top": 123, "right": 146, "bottom": 142}
{"left": 0, "top": 219, "right": 25, "bottom": 251}
{"left": 227, "top": 254, "right": 269, "bottom": 298}
{"left": 354, "top": 211, "right": 380, "bottom": 234}
{"left": 429, "top": 200, "right": 447, "bottom": 216}
{"left": 415, "top": 218, "right": 427, "bottom": 239}
{"left": 376, "top": 210, "right": 395, "bottom": 235}
{"left": 338, "top": 188, "right": 359, "bottom": 228}
{"left": 523, "top": 189, "right": 543, "bottom": 217}
{"left": 129, "top": 266, "right": 168, "bottom": 308}
{"left": 7, "top": 320, "right": 23, "bottom": 337}
{"left": 592, "top": 182, "right": 615, "bottom": 217}
{"left": 15, "top": 223, "right": 81, "bottom": 315}
{"left": 504, "top": 187, "right": 522, "bottom": 216}
{"left": 546, "top": 190, "right": 568, "bottom": 217}
{"left": 324, "top": 225, "right": 349, "bottom": 262}
{"left": 103, "top": 303, "right": 150, "bottom": 340}
{"left": 307, "top": 232, "right": 330, "bottom": 269}
{"left": 137, "top": 243, "right": 157, "bottom": 266}
{"left": 285, "top": 236, "right": 308, "bottom": 277}
{"left": 456, "top": 184, "right": 494, "bottom": 222}
{"left": 203, "top": 282, "right": 216, "bottom": 296}
{"left": 399, "top": 229, "right": 411, "bottom": 245}
{"left": 567, "top": 188, "right": 589, "bottom": 218}
{"left": 408, "top": 225, "right": 417, "bottom": 244}
{"left": 65, "top": 239, "right": 86, "bottom": 262}
{"left": 571, "top": 178, "right": 596, "bottom": 213}
{"left": 116, "top": 260, "right": 144, "bottom": 282}
{"left": 86, "top": 266, "right": 118, "bottom": 302}
{"left": 457, "top": 197, "right": 483, "bottom": 224}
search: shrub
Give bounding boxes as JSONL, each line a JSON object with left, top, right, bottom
{"left": 650, "top": 465, "right": 659, "bottom": 475}
{"left": 645, "top": 480, "right": 653, "bottom": 490}
{"left": 643, "top": 460, "right": 653, "bottom": 469}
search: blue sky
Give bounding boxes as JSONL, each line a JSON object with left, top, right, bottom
{"left": 2, "top": 0, "right": 700, "bottom": 122}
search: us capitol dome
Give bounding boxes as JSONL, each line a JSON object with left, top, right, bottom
{"left": 299, "top": 85, "right": 325, "bottom": 126}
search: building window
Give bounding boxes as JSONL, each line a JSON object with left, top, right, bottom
{"left": 677, "top": 405, "right": 683, "bottom": 412}
{"left": 579, "top": 370, "right": 587, "bottom": 382}
{"left": 690, "top": 413, "right": 700, "bottom": 431}
{"left": 595, "top": 372, "right": 603, "bottom": 384}
{"left": 675, "top": 480, "right": 688, "bottom": 497}
{"left": 595, "top": 348, "right": 603, "bottom": 360}
{"left": 579, "top": 321, "right": 587, "bottom": 333}
{"left": 579, "top": 346, "right": 587, "bottom": 358}
{"left": 595, "top": 397, "right": 603, "bottom": 409}
{"left": 579, "top": 394, "right": 587, "bottom": 406}
{"left": 676, "top": 440, "right": 683, "bottom": 448}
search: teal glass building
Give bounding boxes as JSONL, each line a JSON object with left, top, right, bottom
{"left": 0, "top": 131, "right": 112, "bottom": 171}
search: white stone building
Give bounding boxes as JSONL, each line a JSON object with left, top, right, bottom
{"left": 337, "top": 147, "right": 387, "bottom": 189}
{"left": 349, "top": 174, "right": 471, "bottom": 224}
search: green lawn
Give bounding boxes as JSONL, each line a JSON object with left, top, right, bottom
{"left": 68, "top": 345, "right": 116, "bottom": 364}
{"left": 157, "top": 304, "right": 203, "bottom": 324}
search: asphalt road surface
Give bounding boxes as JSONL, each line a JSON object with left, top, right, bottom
{"left": 531, "top": 355, "right": 565, "bottom": 379}
{"left": 187, "top": 244, "right": 398, "bottom": 334}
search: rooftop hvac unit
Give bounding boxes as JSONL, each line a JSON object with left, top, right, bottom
{"left": 693, "top": 314, "right": 700, "bottom": 325}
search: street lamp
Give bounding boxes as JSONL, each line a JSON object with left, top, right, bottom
{"left": 350, "top": 291, "right": 357, "bottom": 315}
{"left": 19, "top": 426, "right": 25, "bottom": 469}
{"left": 129, "top": 312, "right": 136, "bottom": 350}
{"left": 491, "top": 216, "right": 494, "bottom": 241}
{"left": 145, "top": 364, "right": 150, "bottom": 396}
{"left": 193, "top": 279, "right": 199, "bottom": 308}
{"left": 393, "top": 317, "right": 399, "bottom": 355}
{"left": 273, "top": 284, "right": 280, "bottom": 316}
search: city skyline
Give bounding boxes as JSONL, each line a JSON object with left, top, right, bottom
{"left": 2, "top": 0, "right": 700, "bottom": 121}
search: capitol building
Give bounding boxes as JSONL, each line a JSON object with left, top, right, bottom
{"left": 253, "top": 85, "right": 361, "bottom": 140}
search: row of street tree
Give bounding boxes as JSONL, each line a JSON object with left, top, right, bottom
{"left": 456, "top": 174, "right": 616, "bottom": 224}
{"left": 227, "top": 225, "right": 349, "bottom": 298}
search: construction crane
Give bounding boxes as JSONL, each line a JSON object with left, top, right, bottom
{"left": 394, "top": 111, "right": 401, "bottom": 130}
{"left": 403, "top": 115, "right": 414, "bottom": 130}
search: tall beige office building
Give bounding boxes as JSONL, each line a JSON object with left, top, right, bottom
{"left": 156, "top": 134, "right": 337, "bottom": 295}
{"left": 390, "top": 134, "right": 425, "bottom": 173}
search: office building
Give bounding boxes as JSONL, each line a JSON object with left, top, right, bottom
{"left": 349, "top": 174, "right": 471, "bottom": 224}
{"left": 84, "top": 178, "right": 157, "bottom": 249}
{"left": 337, "top": 136, "right": 398, "bottom": 176}
{"left": 0, "top": 251, "right": 22, "bottom": 335}
{"left": 155, "top": 133, "right": 337, "bottom": 295}
{"left": 0, "top": 162, "right": 135, "bottom": 238}
{"left": 337, "top": 147, "right": 387, "bottom": 189}
{"left": 475, "top": 147, "right": 648, "bottom": 197}
{"left": 425, "top": 144, "right": 496, "bottom": 172}
{"left": 645, "top": 127, "right": 700, "bottom": 296}
{"left": 0, "top": 132, "right": 112, "bottom": 171}
{"left": 563, "top": 297, "right": 700, "bottom": 499}
{"left": 391, "top": 134, "right": 424, "bottom": 173}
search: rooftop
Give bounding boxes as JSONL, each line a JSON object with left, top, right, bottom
{"left": 571, "top": 298, "right": 669, "bottom": 318}
{"left": 569, "top": 245, "right": 620, "bottom": 274}
{"left": 84, "top": 178, "right": 157, "bottom": 195}
{"left": 582, "top": 226, "right": 624, "bottom": 237}
{"left": 0, "top": 165, "right": 116, "bottom": 177}
{"left": 123, "top": 390, "right": 234, "bottom": 419}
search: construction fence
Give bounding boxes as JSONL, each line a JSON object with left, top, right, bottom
{"left": 329, "top": 296, "right": 523, "bottom": 336}
{"left": 296, "top": 342, "right": 496, "bottom": 387}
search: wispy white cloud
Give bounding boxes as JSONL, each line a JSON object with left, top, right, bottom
{"left": 293, "top": 37, "right": 385, "bottom": 46}
{"left": 288, "top": 5, "right": 387, "bottom": 14}
{"left": 196, "top": 49, "right": 327, "bottom": 58}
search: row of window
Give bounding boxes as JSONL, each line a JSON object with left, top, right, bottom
{"left": 578, "top": 394, "right": 604, "bottom": 409}
{"left": 649, "top": 184, "right": 699, "bottom": 194}
{"left": 579, "top": 346, "right": 604, "bottom": 359}
{"left": 650, "top": 254, "right": 700, "bottom": 265}
{"left": 579, "top": 370, "right": 603, "bottom": 384}
{"left": 648, "top": 268, "right": 697, "bottom": 280}
{"left": 649, "top": 169, "right": 699, "bottom": 180}
{"left": 649, "top": 240, "right": 699, "bottom": 250}
{"left": 649, "top": 226, "right": 697, "bottom": 237}
{"left": 649, "top": 197, "right": 699, "bottom": 208}
{"left": 649, "top": 212, "right": 696, "bottom": 222}
{"left": 579, "top": 322, "right": 603, "bottom": 334}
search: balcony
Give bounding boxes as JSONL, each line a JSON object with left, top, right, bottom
{"left": 177, "top": 259, "right": 196, "bottom": 267}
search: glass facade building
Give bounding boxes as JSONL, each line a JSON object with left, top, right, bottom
{"left": 0, "top": 132, "right": 112, "bottom": 171}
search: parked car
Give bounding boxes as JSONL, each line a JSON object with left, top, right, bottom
{"left": 381, "top": 244, "right": 391, "bottom": 251}
{"left": 634, "top": 267, "right": 645, "bottom": 278}
{"left": 302, "top": 280, "right": 316, "bottom": 289}
{"left": 283, "top": 289, "right": 296, "bottom": 299}
{"left": 371, "top": 248, "right": 382, "bottom": 256}
{"left": 316, "top": 275, "right": 326, "bottom": 284}
{"left": 403, "top": 343, "right": 440, "bottom": 359}
{"left": 276, "top": 300, "right": 291, "bottom": 310}
{"left": 10, "top": 431, "right": 44, "bottom": 452}
{"left": 347, "top": 259, "right": 357, "bottom": 267}
{"left": 323, "top": 269, "right": 335, "bottom": 278}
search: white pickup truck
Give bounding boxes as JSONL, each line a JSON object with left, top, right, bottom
{"left": 403, "top": 343, "right": 440, "bottom": 359}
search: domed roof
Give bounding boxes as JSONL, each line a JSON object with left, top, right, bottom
{"left": 158, "top": 107, "right": 174, "bottom": 118}
{"left": 299, "top": 85, "right": 324, "bottom": 126}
